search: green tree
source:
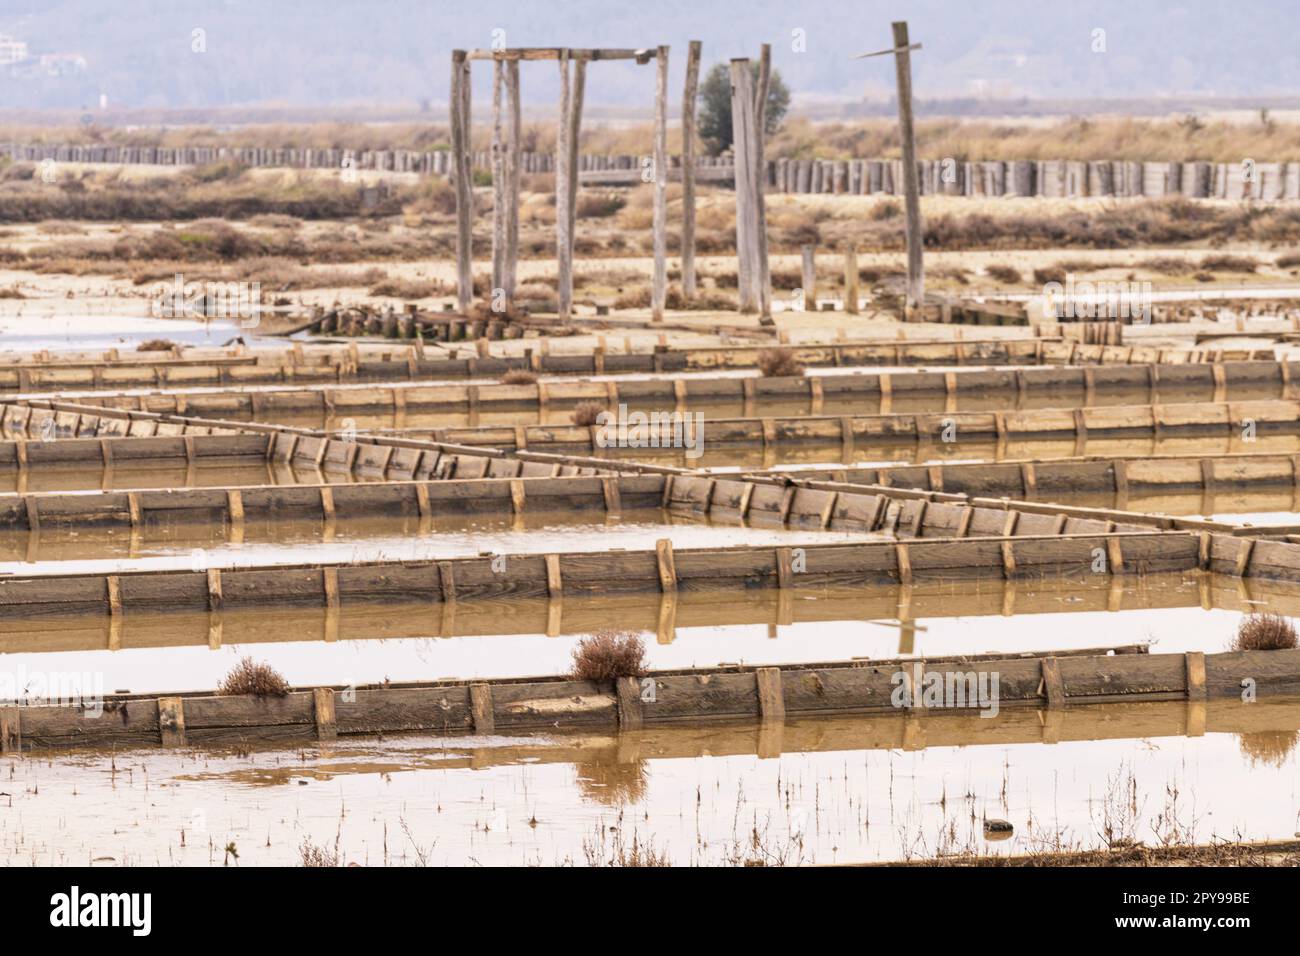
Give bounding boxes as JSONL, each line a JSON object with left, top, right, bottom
{"left": 697, "top": 62, "right": 790, "bottom": 156}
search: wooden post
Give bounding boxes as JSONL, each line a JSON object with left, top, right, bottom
{"left": 801, "top": 244, "right": 817, "bottom": 309}
{"left": 730, "top": 59, "right": 759, "bottom": 313}
{"left": 651, "top": 45, "right": 670, "bottom": 322}
{"left": 681, "top": 40, "right": 702, "bottom": 299}
{"left": 844, "top": 245, "right": 859, "bottom": 314}
{"left": 556, "top": 51, "right": 573, "bottom": 318}
{"left": 504, "top": 59, "right": 522, "bottom": 304}
{"left": 567, "top": 58, "right": 586, "bottom": 261}
{"left": 490, "top": 58, "right": 506, "bottom": 301}
{"left": 451, "top": 50, "right": 473, "bottom": 312}
{"left": 753, "top": 44, "right": 773, "bottom": 324}
{"left": 891, "top": 21, "right": 924, "bottom": 312}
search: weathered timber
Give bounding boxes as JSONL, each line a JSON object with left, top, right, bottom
{"left": 8, "top": 647, "right": 1300, "bottom": 749}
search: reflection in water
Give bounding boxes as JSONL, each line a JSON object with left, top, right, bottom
{"left": 2, "top": 696, "right": 1297, "bottom": 865}
{"left": 1237, "top": 729, "right": 1300, "bottom": 768}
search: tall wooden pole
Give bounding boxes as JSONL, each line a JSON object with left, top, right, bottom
{"left": 451, "top": 50, "right": 473, "bottom": 312}
{"left": 680, "top": 40, "right": 702, "bottom": 300}
{"left": 504, "top": 59, "right": 521, "bottom": 305}
{"left": 891, "top": 21, "right": 924, "bottom": 313}
{"left": 730, "top": 59, "right": 758, "bottom": 314}
{"left": 567, "top": 58, "right": 586, "bottom": 249}
{"left": 490, "top": 58, "right": 506, "bottom": 303}
{"left": 753, "top": 43, "right": 773, "bottom": 324}
{"left": 651, "top": 45, "right": 669, "bottom": 322}
{"left": 556, "top": 52, "right": 573, "bottom": 318}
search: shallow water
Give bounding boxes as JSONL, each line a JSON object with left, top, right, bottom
{"left": 0, "top": 573, "right": 1280, "bottom": 694}
{"left": 2, "top": 696, "right": 1296, "bottom": 866}
{"left": 0, "top": 510, "right": 881, "bottom": 570}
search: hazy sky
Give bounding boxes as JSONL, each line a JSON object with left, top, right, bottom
{"left": 2, "top": 0, "right": 1299, "bottom": 111}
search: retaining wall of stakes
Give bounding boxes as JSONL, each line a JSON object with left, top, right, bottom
{"left": 5, "top": 339, "right": 1257, "bottom": 396}
{"left": 4, "top": 646, "right": 1298, "bottom": 751}
{"left": 0, "top": 571, "right": 1294, "bottom": 653}
{"left": 418, "top": 399, "right": 1300, "bottom": 453}
{"left": 780, "top": 451, "right": 1300, "bottom": 501}
{"left": 6, "top": 143, "right": 1292, "bottom": 201}
{"left": 24, "top": 358, "right": 1300, "bottom": 420}
{"left": 0, "top": 530, "right": 1207, "bottom": 621}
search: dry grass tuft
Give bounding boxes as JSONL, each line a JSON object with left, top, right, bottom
{"left": 1199, "top": 253, "right": 1258, "bottom": 273}
{"left": 1232, "top": 613, "right": 1298, "bottom": 651}
{"left": 218, "top": 657, "right": 291, "bottom": 697}
{"left": 500, "top": 368, "right": 538, "bottom": 385}
{"left": 985, "top": 264, "right": 1023, "bottom": 283}
{"left": 570, "top": 630, "right": 648, "bottom": 682}
{"left": 136, "top": 338, "right": 176, "bottom": 352}
{"left": 757, "top": 348, "right": 804, "bottom": 378}
{"left": 570, "top": 401, "right": 607, "bottom": 427}
{"left": 299, "top": 838, "right": 341, "bottom": 867}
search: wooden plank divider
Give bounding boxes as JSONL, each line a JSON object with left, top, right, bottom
{"left": 655, "top": 538, "right": 677, "bottom": 592}
{"left": 1040, "top": 657, "right": 1065, "bottom": 710}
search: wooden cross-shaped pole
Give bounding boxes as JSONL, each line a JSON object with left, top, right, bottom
{"left": 857, "top": 21, "right": 924, "bottom": 315}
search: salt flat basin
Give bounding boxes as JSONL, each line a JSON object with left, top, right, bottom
{"left": 1, "top": 696, "right": 1296, "bottom": 865}
{"left": 0, "top": 511, "right": 883, "bottom": 573}
{"left": 0, "top": 313, "right": 254, "bottom": 352}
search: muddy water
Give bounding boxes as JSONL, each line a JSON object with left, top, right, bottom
{"left": 0, "top": 572, "right": 1280, "bottom": 692}
{"left": 0, "top": 461, "right": 394, "bottom": 495}
{"left": 0, "top": 509, "right": 883, "bottom": 568}
{"left": 0, "top": 314, "right": 252, "bottom": 353}
{"left": 1, "top": 695, "right": 1296, "bottom": 865}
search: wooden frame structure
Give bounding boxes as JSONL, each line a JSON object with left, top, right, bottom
{"left": 450, "top": 46, "right": 671, "bottom": 321}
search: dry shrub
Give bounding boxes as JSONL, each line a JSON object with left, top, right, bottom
{"left": 1032, "top": 266, "right": 1066, "bottom": 286}
{"left": 298, "top": 838, "right": 340, "bottom": 867}
{"left": 368, "top": 276, "right": 449, "bottom": 299}
{"left": 501, "top": 368, "right": 538, "bottom": 385}
{"left": 570, "top": 630, "right": 648, "bottom": 682}
{"left": 1199, "top": 254, "right": 1257, "bottom": 273}
{"left": 1139, "top": 256, "right": 1189, "bottom": 274}
{"left": 576, "top": 192, "right": 626, "bottom": 218}
{"left": 1276, "top": 253, "right": 1300, "bottom": 269}
{"left": 0, "top": 286, "right": 26, "bottom": 299}
{"left": 571, "top": 401, "right": 607, "bottom": 427}
{"left": 218, "top": 656, "right": 291, "bottom": 697}
{"left": 136, "top": 338, "right": 176, "bottom": 352}
{"left": 757, "top": 348, "right": 804, "bottom": 378}
{"left": 1232, "top": 614, "right": 1298, "bottom": 651}
{"left": 985, "top": 264, "right": 1023, "bottom": 283}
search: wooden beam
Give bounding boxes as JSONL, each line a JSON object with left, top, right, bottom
{"left": 504, "top": 59, "right": 522, "bottom": 305}
{"left": 651, "top": 45, "right": 670, "bottom": 322}
{"left": 730, "top": 59, "right": 759, "bottom": 314}
{"left": 465, "top": 48, "right": 655, "bottom": 62}
{"left": 556, "top": 52, "right": 572, "bottom": 318}
{"left": 450, "top": 50, "right": 474, "bottom": 312}
{"left": 891, "top": 21, "right": 925, "bottom": 312}
{"left": 801, "top": 244, "right": 817, "bottom": 309}
{"left": 680, "top": 40, "right": 702, "bottom": 300}
{"left": 753, "top": 44, "right": 773, "bottom": 324}
{"left": 844, "top": 245, "right": 860, "bottom": 314}
{"left": 490, "top": 58, "right": 506, "bottom": 301}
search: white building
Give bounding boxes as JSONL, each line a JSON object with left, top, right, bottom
{"left": 0, "top": 33, "right": 29, "bottom": 66}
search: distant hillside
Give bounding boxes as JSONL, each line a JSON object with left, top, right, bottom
{"left": 2, "top": 0, "right": 1299, "bottom": 111}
